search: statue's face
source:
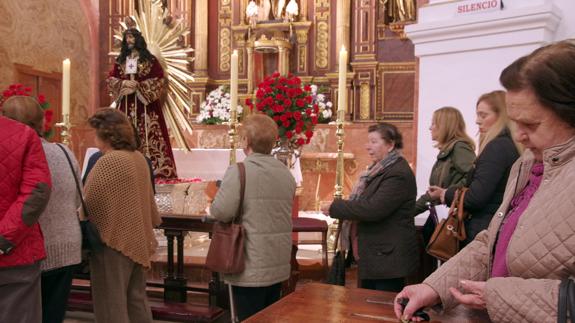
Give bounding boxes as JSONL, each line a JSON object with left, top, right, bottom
{"left": 126, "top": 34, "right": 136, "bottom": 50}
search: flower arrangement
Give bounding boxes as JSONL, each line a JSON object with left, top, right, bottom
{"left": 246, "top": 72, "right": 317, "bottom": 148}
{"left": 310, "top": 84, "right": 333, "bottom": 123}
{"left": 196, "top": 85, "right": 243, "bottom": 125}
{"left": 0, "top": 83, "right": 54, "bottom": 138}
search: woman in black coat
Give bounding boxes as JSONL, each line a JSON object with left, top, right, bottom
{"left": 322, "top": 123, "right": 419, "bottom": 292}
{"left": 428, "top": 91, "right": 521, "bottom": 247}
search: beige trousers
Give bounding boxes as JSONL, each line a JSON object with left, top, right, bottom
{"left": 90, "top": 246, "right": 152, "bottom": 323}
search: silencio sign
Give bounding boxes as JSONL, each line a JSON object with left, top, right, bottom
{"left": 456, "top": 0, "right": 502, "bottom": 15}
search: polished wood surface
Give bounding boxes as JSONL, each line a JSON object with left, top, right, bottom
{"left": 245, "top": 283, "right": 491, "bottom": 323}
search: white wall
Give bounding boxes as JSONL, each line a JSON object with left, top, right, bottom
{"left": 405, "top": 0, "right": 574, "bottom": 218}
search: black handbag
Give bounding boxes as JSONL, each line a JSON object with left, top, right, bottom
{"left": 558, "top": 278, "right": 575, "bottom": 323}
{"left": 326, "top": 221, "right": 345, "bottom": 286}
{"left": 56, "top": 144, "right": 104, "bottom": 253}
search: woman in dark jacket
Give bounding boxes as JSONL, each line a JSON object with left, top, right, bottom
{"left": 322, "top": 123, "right": 419, "bottom": 292}
{"left": 429, "top": 91, "right": 521, "bottom": 247}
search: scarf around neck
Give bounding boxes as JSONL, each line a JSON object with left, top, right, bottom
{"left": 349, "top": 149, "right": 402, "bottom": 201}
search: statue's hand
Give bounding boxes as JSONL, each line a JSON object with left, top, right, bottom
{"left": 120, "top": 87, "right": 136, "bottom": 97}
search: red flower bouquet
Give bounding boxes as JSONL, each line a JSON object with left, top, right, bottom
{"left": 246, "top": 72, "right": 317, "bottom": 148}
{"left": 0, "top": 83, "right": 54, "bottom": 138}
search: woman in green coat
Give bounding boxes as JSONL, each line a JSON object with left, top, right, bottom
{"left": 415, "top": 107, "right": 476, "bottom": 216}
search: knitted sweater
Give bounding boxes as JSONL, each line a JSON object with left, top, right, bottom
{"left": 39, "top": 140, "right": 82, "bottom": 271}
{"left": 84, "top": 150, "right": 161, "bottom": 268}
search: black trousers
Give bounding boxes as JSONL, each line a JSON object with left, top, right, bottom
{"left": 41, "top": 265, "right": 76, "bottom": 323}
{"left": 360, "top": 277, "right": 405, "bottom": 292}
{"left": 232, "top": 282, "right": 282, "bottom": 321}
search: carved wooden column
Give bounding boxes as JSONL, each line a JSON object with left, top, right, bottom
{"left": 194, "top": 0, "right": 208, "bottom": 76}
{"left": 336, "top": 0, "right": 351, "bottom": 60}
{"left": 293, "top": 21, "right": 312, "bottom": 76}
{"left": 350, "top": 0, "right": 377, "bottom": 121}
{"left": 246, "top": 46, "right": 254, "bottom": 93}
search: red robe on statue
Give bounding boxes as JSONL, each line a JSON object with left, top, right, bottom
{"left": 107, "top": 56, "right": 177, "bottom": 179}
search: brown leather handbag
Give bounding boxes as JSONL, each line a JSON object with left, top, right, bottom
{"left": 205, "top": 163, "right": 246, "bottom": 274}
{"left": 426, "top": 187, "right": 469, "bottom": 261}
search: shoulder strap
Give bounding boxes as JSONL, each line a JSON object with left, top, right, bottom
{"left": 56, "top": 143, "right": 89, "bottom": 218}
{"left": 233, "top": 162, "right": 246, "bottom": 224}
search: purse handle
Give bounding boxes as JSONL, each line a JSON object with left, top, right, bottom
{"left": 56, "top": 143, "right": 89, "bottom": 218}
{"left": 447, "top": 187, "right": 468, "bottom": 241}
{"left": 232, "top": 162, "right": 246, "bottom": 225}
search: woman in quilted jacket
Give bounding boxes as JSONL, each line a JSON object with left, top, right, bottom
{"left": 427, "top": 91, "right": 521, "bottom": 247}
{"left": 210, "top": 114, "right": 296, "bottom": 321}
{"left": 394, "top": 40, "right": 575, "bottom": 323}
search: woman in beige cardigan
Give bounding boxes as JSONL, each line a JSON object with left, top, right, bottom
{"left": 210, "top": 114, "right": 296, "bottom": 321}
{"left": 395, "top": 40, "right": 575, "bottom": 323}
{"left": 84, "top": 108, "right": 161, "bottom": 323}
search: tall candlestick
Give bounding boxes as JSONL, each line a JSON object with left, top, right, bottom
{"left": 337, "top": 46, "right": 347, "bottom": 121}
{"left": 229, "top": 50, "right": 239, "bottom": 165}
{"left": 334, "top": 46, "right": 347, "bottom": 199}
{"left": 62, "top": 59, "right": 71, "bottom": 117}
{"left": 230, "top": 50, "right": 238, "bottom": 121}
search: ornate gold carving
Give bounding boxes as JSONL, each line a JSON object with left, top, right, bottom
{"left": 360, "top": 82, "right": 370, "bottom": 120}
{"left": 219, "top": 0, "right": 232, "bottom": 72}
{"left": 299, "top": 45, "right": 307, "bottom": 72}
{"left": 296, "top": 30, "right": 308, "bottom": 44}
{"left": 378, "top": 62, "right": 416, "bottom": 72}
{"left": 220, "top": 28, "right": 231, "bottom": 71}
{"left": 389, "top": 23, "right": 408, "bottom": 40}
{"left": 314, "top": 0, "right": 330, "bottom": 69}
{"left": 381, "top": 112, "right": 414, "bottom": 121}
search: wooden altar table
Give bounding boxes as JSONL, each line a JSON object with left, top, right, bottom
{"left": 245, "top": 283, "right": 491, "bottom": 323}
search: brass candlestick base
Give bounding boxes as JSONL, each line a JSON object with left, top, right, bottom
{"left": 55, "top": 114, "right": 72, "bottom": 146}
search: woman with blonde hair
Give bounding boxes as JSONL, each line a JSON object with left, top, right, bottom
{"left": 415, "top": 107, "right": 476, "bottom": 216}
{"left": 429, "top": 91, "right": 521, "bottom": 247}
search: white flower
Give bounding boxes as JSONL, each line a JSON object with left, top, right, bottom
{"left": 197, "top": 86, "right": 242, "bottom": 124}
{"left": 308, "top": 83, "right": 333, "bottom": 122}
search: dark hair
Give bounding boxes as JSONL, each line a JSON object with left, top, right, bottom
{"left": 368, "top": 122, "right": 403, "bottom": 149}
{"left": 117, "top": 28, "right": 153, "bottom": 64}
{"left": 500, "top": 40, "right": 575, "bottom": 128}
{"left": 88, "top": 108, "right": 137, "bottom": 151}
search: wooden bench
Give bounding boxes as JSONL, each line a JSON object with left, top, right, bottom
{"left": 67, "top": 289, "right": 225, "bottom": 323}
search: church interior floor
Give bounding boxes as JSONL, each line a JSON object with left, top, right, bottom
{"left": 64, "top": 238, "right": 357, "bottom": 322}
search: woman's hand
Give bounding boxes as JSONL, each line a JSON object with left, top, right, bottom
{"left": 449, "top": 280, "right": 486, "bottom": 310}
{"left": 394, "top": 284, "right": 440, "bottom": 321}
{"left": 427, "top": 186, "right": 446, "bottom": 204}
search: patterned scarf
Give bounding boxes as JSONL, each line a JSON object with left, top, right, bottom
{"left": 340, "top": 149, "right": 402, "bottom": 253}
{"left": 349, "top": 149, "right": 402, "bottom": 201}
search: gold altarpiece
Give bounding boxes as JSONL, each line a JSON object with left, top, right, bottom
{"left": 99, "top": 0, "right": 418, "bottom": 208}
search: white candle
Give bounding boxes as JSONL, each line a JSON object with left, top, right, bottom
{"left": 62, "top": 58, "right": 71, "bottom": 117}
{"left": 230, "top": 50, "right": 238, "bottom": 122}
{"left": 337, "top": 46, "right": 347, "bottom": 121}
